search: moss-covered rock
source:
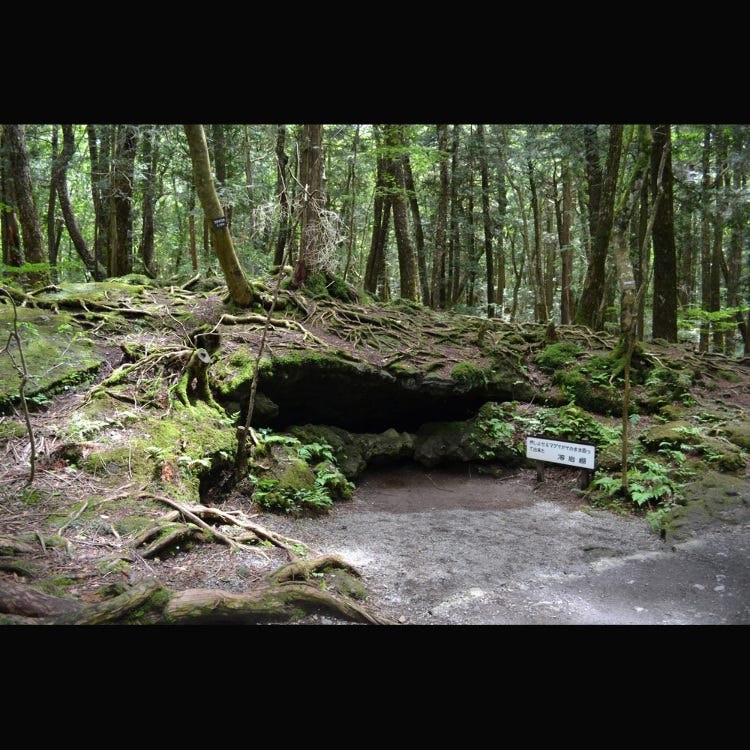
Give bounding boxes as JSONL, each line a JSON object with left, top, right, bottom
{"left": 0, "top": 306, "right": 100, "bottom": 413}
{"left": 661, "top": 470, "right": 750, "bottom": 542}
{"left": 718, "top": 421, "right": 750, "bottom": 451}
{"left": 639, "top": 420, "right": 694, "bottom": 451}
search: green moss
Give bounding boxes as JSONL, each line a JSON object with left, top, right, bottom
{"left": 534, "top": 342, "right": 584, "bottom": 373}
{"left": 451, "top": 361, "right": 488, "bottom": 391}
{"left": 0, "top": 420, "right": 27, "bottom": 439}
{"left": 0, "top": 306, "right": 100, "bottom": 413}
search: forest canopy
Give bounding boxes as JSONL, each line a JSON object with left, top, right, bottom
{"left": 1, "top": 123, "right": 748, "bottom": 356}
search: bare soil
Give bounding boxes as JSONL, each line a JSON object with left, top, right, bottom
{"left": 246, "top": 462, "right": 750, "bottom": 625}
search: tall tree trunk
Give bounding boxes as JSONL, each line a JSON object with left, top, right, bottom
{"left": 725, "top": 126, "right": 747, "bottom": 354}
{"left": 272, "top": 125, "right": 290, "bottom": 266}
{"left": 5, "top": 124, "right": 50, "bottom": 287}
{"left": 635, "top": 177, "right": 650, "bottom": 340}
{"left": 111, "top": 124, "right": 138, "bottom": 277}
{"left": 1, "top": 127, "right": 23, "bottom": 269}
{"left": 243, "top": 126, "right": 257, "bottom": 243}
{"left": 554, "top": 161, "right": 573, "bottom": 324}
{"left": 477, "top": 124, "right": 494, "bottom": 318}
{"left": 611, "top": 125, "right": 659, "bottom": 498}
{"left": 56, "top": 125, "right": 107, "bottom": 281}
{"left": 507, "top": 166, "right": 531, "bottom": 320}
{"left": 138, "top": 126, "right": 159, "bottom": 278}
{"left": 431, "top": 124, "right": 450, "bottom": 309}
{"left": 87, "top": 124, "right": 112, "bottom": 276}
{"left": 710, "top": 128, "right": 727, "bottom": 352}
{"left": 650, "top": 124, "right": 678, "bottom": 341}
{"left": 448, "top": 125, "right": 461, "bottom": 304}
{"left": 403, "top": 153, "right": 429, "bottom": 305}
{"left": 365, "top": 153, "right": 390, "bottom": 296}
{"left": 699, "top": 126, "right": 712, "bottom": 352}
{"left": 183, "top": 124, "right": 254, "bottom": 307}
{"left": 47, "top": 125, "right": 61, "bottom": 284}
{"left": 189, "top": 186, "right": 198, "bottom": 272}
{"left": 212, "top": 124, "right": 232, "bottom": 232}
{"left": 384, "top": 125, "right": 418, "bottom": 301}
{"left": 576, "top": 124, "right": 623, "bottom": 329}
{"left": 494, "top": 129, "right": 508, "bottom": 317}
{"left": 342, "top": 125, "right": 360, "bottom": 283}
{"left": 527, "top": 159, "right": 547, "bottom": 322}
{"left": 294, "top": 124, "right": 325, "bottom": 288}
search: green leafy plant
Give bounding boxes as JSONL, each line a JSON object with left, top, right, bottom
{"left": 590, "top": 457, "right": 679, "bottom": 532}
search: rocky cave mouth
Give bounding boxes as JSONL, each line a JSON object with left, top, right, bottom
{"left": 241, "top": 369, "right": 506, "bottom": 434}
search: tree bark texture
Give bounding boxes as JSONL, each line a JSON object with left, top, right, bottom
{"left": 384, "top": 125, "right": 419, "bottom": 302}
{"left": 4, "top": 124, "right": 50, "bottom": 287}
{"left": 431, "top": 124, "right": 450, "bottom": 309}
{"left": 365, "top": 152, "right": 391, "bottom": 296}
{"left": 138, "top": 125, "right": 159, "bottom": 278}
{"left": 650, "top": 124, "right": 678, "bottom": 341}
{"left": 273, "top": 125, "right": 290, "bottom": 267}
{"left": 477, "top": 124, "right": 495, "bottom": 318}
{"left": 576, "top": 124, "right": 623, "bottom": 330}
{"left": 111, "top": 124, "right": 138, "bottom": 277}
{"left": 87, "top": 124, "right": 112, "bottom": 275}
{"left": 183, "top": 124, "right": 254, "bottom": 307}
{"left": 295, "top": 124, "right": 325, "bottom": 287}
{"left": 57, "top": 126, "right": 107, "bottom": 280}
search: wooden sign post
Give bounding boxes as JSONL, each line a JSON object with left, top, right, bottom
{"left": 526, "top": 435, "right": 596, "bottom": 489}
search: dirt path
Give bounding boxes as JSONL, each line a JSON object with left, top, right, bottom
{"left": 268, "top": 463, "right": 750, "bottom": 625}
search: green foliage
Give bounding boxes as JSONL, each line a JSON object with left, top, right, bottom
{"left": 644, "top": 367, "right": 695, "bottom": 406}
{"left": 534, "top": 342, "right": 584, "bottom": 373}
{"left": 250, "top": 475, "right": 335, "bottom": 515}
{"left": 251, "top": 430, "right": 353, "bottom": 514}
{"left": 534, "top": 402, "right": 618, "bottom": 446}
{"left": 590, "top": 457, "right": 679, "bottom": 532}
{"left": 451, "top": 361, "right": 487, "bottom": 391}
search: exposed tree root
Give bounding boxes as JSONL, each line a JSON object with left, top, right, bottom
{"left": 137, "top": 494, "right": 312, "bottom": 561}
{"left": 0, "top": 572, "right": 397, "bottom": 625}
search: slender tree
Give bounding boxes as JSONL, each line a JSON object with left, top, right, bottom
{"left": 56, "top": 125, "right": 107, "bottom": 280}
{"left": 293, "top": 124, "right": 325, "bottom": 288}
{"left": 87, "top": 124, "right": 112, "bottom": 275}
{"left": 699, "top": 125, "right": 713, "bottom": 352}
{"left": 342, "top": 124, "right": 360, "bottom": 283}
{"left": 183, "top": 124, "right": 254, "bottom": 307}
{"left": 402, "top": 149, "right": 429, "bottom": 304}
{"left": 110, "top": 124, "right": 138, "bottom": 277}
{"left": 5, "top": 124, "right": 50, "bottom": 287}
{"left": 554, "top": 159, "right": 574, "bottom": 324}
{"left": 138, "top": 125, "right": 160, "bottom": 278}
{"left": 477, "top": 124, "right": 495, "bottom": 318}
{"left": 273, "top": 125, "right": 290, "bottom": 267}
{"left": 431, "top": 123, "right": 450, "bottom": 309}
{"left": 576, "top": 124, "right": 623, "bottom": 329}
{"left": 650, "top": 124, "right": 678, "bottom": 341}
{"left": 46, "top": 125, "right": 63, "bottom": 284}
{"left": 365, "top": 151, "right": 391, "bottom": 296}
{"left": 710, "top": 128, "right": 727, "bottom": 351}
{"left": 493, "top": 126, "right": 509, "bottom": 317}
{"left": 527, "top": 158, "right": 547, "bottom": 322}
{"left": 384, "top": 125, "right": 419, "bottom": 301}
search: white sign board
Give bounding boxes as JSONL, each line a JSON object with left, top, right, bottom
{"left": 526, "top": 436, "right": 596, "bottom": 469}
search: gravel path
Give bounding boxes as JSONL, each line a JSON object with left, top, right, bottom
{"left": 274, "top": 463, "right": 750, "bottom": 625}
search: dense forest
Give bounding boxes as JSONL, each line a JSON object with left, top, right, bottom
{"left": 1, "top": 123, "right": 748, "bottom": 355}
{"left": 3, "top": 122, "right": 750, "bottom": 625}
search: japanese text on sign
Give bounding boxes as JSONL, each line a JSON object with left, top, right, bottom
{"left": 526, "top": 436, "right": 596, "bottom": 469}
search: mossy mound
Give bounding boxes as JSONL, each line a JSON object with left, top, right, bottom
{"left": 0, "top": 305, "right": 100, "bottom": 412}
{"left": 662, "top": 470, "right": 750, "bottom": 542}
